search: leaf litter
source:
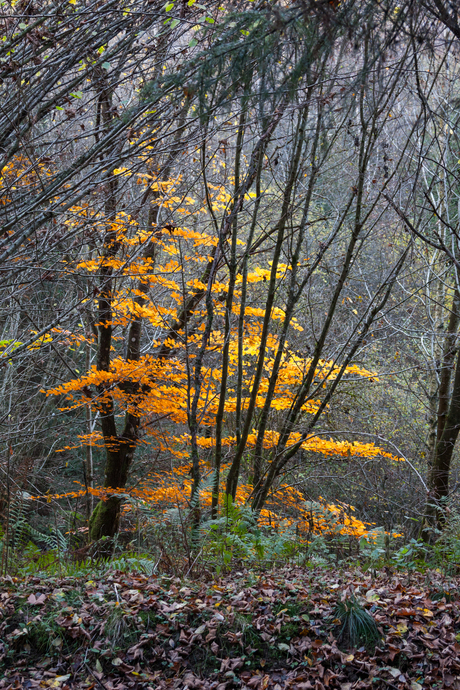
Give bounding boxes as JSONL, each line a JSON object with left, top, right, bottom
{"left": 0, "top": 566, "right": 459, "bottom": 689}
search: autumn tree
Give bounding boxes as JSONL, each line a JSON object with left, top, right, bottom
{"left": 3, "top": 0, "right": 457, "bottom": 548}
{"left": 41, "top": 0, "right": 424, "bottom": 542}
{"left": 0, "top": 0, "right": 220, "bottom": 533}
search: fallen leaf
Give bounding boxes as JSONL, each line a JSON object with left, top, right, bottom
{"left": 366, "top": 590, "right": 380, "bottom": 602}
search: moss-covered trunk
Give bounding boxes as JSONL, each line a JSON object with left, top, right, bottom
{"left": 89, "top": 439, "right": 136, "bottom": 541}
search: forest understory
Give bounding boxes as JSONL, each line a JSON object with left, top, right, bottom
{"left": 4, "top": 0, "right": 460, "bottom": 687}
{"left": 0, "top": 564, "right": 459, "bottom": 690}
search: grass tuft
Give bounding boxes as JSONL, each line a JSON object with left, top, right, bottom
{"left": 334, "top": 595, "right": 381, "bottom": 650}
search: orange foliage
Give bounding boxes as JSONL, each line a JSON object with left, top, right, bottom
{"left": 28, "top": 468, "right": 373, "bottom": 540}
{"left": 36, "top": 172, "right": 403, "bottom": 537}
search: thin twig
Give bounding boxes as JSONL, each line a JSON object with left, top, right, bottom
{"left": 84, "top": 662, "right": 109, "bottom": 690}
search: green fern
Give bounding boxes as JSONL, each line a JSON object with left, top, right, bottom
{"left": 110, "top": 555, "right": 157, "bottom": 576}
{"left": 27, "top": 524, "right": 68, "bottom": 552}
{"left": 8, "top": 498, "right": 28, "bottom": 550}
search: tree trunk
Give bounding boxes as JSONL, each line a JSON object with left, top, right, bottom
{"left": 435, "top": 287, "right": 460, "bottom": 445}
{"left": 425, "top": 338, "right": 460, "bottom": 534}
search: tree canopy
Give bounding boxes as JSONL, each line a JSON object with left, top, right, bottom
{"left": 2, "top": 0, "right": 460, "bottom": 556}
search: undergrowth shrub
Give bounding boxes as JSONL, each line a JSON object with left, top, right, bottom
{"left": 16, "top": 485, "right": 460, "bottom": 580}
{"left": 334, "top": 594, "right": 382, "bottom": 650}
{"left": 200, "top": 500, "right": 298, "bottom": 574}
{"left": 430, "top": 504, "right": 460, "bottom": 574}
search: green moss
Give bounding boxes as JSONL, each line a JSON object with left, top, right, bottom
{"left": 279, "top": 621, "right": 300, "bottom": 641}
{"left": 89, "top": 498, "right": 120, "bottom": 542}
{"left": 272, "top": 600, "right": 303, "bottom": 617}
{"left": 137, "top": 609, "right": 160, "bottom": 630}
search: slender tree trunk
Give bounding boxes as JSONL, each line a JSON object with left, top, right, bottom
{"left": 226, "top": 104, "right": 308, "bottom": 501}
{"left": 426, "top": 350, "right": 460, "bottom": 524}
{"left": 89, "top": 90, "right": 192, "bottom": 541}
{"left": 424, "top": 287, "right": 460, "bottom": 534}
{"left": 89, "top": 73, "right": 132, "bottom": 542}
{"left": 436, "top": 287, "right": 460, "bottom": 442}
{"left": 212, "top": 105, "right": 246, "bottom": 518}
{"left": 425, "top": 264, "right": 445, "bottom": 465}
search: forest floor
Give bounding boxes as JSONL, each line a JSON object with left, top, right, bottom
{"left": 0, "top": 565, "right": 459, "bottom": 690}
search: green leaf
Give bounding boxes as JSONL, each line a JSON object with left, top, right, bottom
{"left": 170, "top": 18, "right": 179, "bottom": 28}
{"left": 240, "top": 29, "right": 249, "bottom": 35}
{"left": 188, "top": 38, "right": 198, "bottom": 47}
{"left": 187, "top": 0, "right": 196, "bottom": 5}
{"left": 19, "top": 23, "right": 27, "bottom": 29}
{"left": 205, "top": 16, "right": 214, "bottom": 22}
{"left": 0, "top": 339, "right": 23, "bottom": 350}
{"left": 71, "top": 91, "right": 83, "bottom": 99}
{"left": 164, "top": 2, "right": 174, "bottom": 10}
{"left": 102, "top": 62, "right": 111, "bottom": 69}
{"left": 56, "top": 106, "right": 64, "bottom": 110}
